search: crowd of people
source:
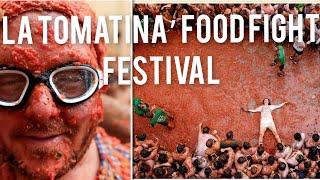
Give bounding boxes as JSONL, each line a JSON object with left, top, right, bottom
{"left": 134, "top": 3, "right": 320, "bottom": 77}
{"left": 133, "top": 125, "right": 320, "bottom": 179}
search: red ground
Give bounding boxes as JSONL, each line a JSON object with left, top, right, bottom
{"left": 133, "top": 30, "right": 320, "bottom": 154}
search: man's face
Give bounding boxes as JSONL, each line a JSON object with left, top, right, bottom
{"left": 0, "top": 11, "right": 102, "bottom": 178}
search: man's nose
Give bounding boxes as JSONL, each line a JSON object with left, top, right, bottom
{"left": 25, "top": 83, "right": 60, "bottom": 120}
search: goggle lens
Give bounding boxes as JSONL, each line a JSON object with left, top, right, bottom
{"left": 52, "top": 69, "right": 96, "bottom": 99}
{"left": 0, "top": 72, "right": 28, "bottom": 102}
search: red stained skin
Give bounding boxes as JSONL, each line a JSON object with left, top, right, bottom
{"left": 133, "top": 30, "right": 320, "bottom": 154}
{"left": 0, "top": 11, "right": 103, "bottom": 179}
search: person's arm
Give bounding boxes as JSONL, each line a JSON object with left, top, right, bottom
{"left": 246, "top": 106, "right": 262, "bottom": 113}
{"left": 173, "top": 10, "right": 178, "bottom": 19}
{"left": 271, "top": 102, "right": 288, "bottom": 110}
{"left": 284, "top": 148, "right": 293, "bottom": 161}
{"left": 198, "top": 123, "right": 203, "bottom": 139}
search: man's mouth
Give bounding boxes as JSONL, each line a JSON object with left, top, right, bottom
{"left": 16, "top": 133, "right": 66, "bottom": 145}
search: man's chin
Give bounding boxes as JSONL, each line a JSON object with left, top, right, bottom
{"left": 8, "top": 144, "right": 77, "bottom": 179}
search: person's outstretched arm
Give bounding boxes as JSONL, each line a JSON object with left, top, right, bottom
{"left": 244, "top": 106, "right": 262, "bottom": 113}
{"left": 271, "top": 102, "right": 289, "bottom": 110}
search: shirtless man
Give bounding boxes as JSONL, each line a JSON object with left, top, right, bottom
{"left": 145, "top": 4, "right": 161, "bottom": 18}
{"left": 221, "top": 147, "right": 235, "bottom": 168}
{"left": 233, "top": 171, "right": 249, "bottom": 179}
{"left": 173, "top": 4, "right": 189, "bottom": 27}
{"left": 275, "top": 143, "right": 292, "bottom": 159}
{"left": 160, "top": 7, "right": 174, "bottom": 31}
{"left": 235, "top": 150, "right": 249, "bottom": 172}
{"left": 135, "top": 160, "right": 155, "bottom": 178}
{"left": 241, "top": 141, "right": 257, "bottom": 155}
{"left": 277, "top": 158, "right": 289, "bottom": 178}
{"left": 261, "top": 156, "right": 278, "bottom": 176}
{"left": 252, "top": 145, "right": 270, "bottom": 164}
{"left": 172, "top": 144, "right": 190, "bottom": 162}
{"left": 182, "top": 155, "right": 196, "bottom": 178}
{"left": 196, "top": 123, "right": 219, "bottom": 156}
{"left": 292, "top": 132, "right": 306, "bottom": 150}
{"left": 205, "top": 139, "right": 221, "bottom": 160}
{"left": 305, "top": 133, "right": 320, "bottom": 148}
{"left": 134, "top": 133, "right": 158, "bottom": 148}
{"left": 220, "top": 131, "right": 239, "bottom": 149}
{"left": 154, "top": 153, "right": 172, "bottom": 169}
{"left": 198, "top": 4, "right": 216, "bottom": 19}
{"left": 262, "top": 4, "right": 275, "bottom": 15}
{"left": 139, "top": 147, "right": 158, "bottom": 161}
{"left": 153, "top": 167, "right": 167, "bottom": 178}
{"left": 245, "top": 164, "right": 263, "bottom": 178}
{"left": 197, "top": 167, "right": 213, "bottom": 178}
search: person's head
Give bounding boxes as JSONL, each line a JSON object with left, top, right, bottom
{"left": 312, "top": 133, "right": 319, "bottom": 142}
{"left": 158, "top": 153, "right": 167, "bottom": 164}
{"left": 255, "top": 6, "right": 262, "bottom": 13}
{"left": 243, "top": 141, "right": 251, "bottom": 149}
{"left": 278, "top": 162, "right": 286, "bottom": 171}
{"left": 153, "top": 167, "right": 165, "bottom": 178}
{"left": 202, "top": 126, "right": 210, "bottom": 134}
{"left": 294, "top": 133, "right": 302, "bottom": 141}
{"left": 136, "top": 133, "right": 147, "bottom": 141}
{"left": 308, "top": 147, "right": 318, "bottom": 160}
{"left": 234, "top": 172, "right": 243, "bottom": 179}
{"left": 278, "top": 7, "right": 284, "bottom": 14}
{"left": 240, "top": 9, "right": 247, "bottom": 16}
{"left": 179, "top": 166, "right": 187, "bottom": 174}
{"left": 140, "top": 163, "right": 151, "bottom": 172}
{"left": 145, "top": 111, "right": 154, "bottom": 118}
{"left": 219, "top": 153, "right": 229, "bottom": 164}
{"left": 214, "top": 160, "right": 223, "bottom": 169}
{"left": 140, "top": 149, "right": 151, "bottom": 158}
{"left": 289, "top": 171, "right": 298, "bottom": 179}
{"left": 257, "top": 145, "right": 264, "bottom": 156}
{"left": 268, "top": 156, "right": 275, "bottom": 165}
{"left": 237, "top": 157, "right": 246, "bottom": 164}
{"left": 137, "top": 103, "right": 148, "bottom": 110}
{"left": 226, "top": 131, "right": 233, "bottom": 139}
{"left": 263, "top": 98, "right": 271, "bottom": 105}
{"left": 317, "top": 21, "right": 320, "bottom": 29}
{"left": 204, "top": 167, "right": 212, "bottom": 178}
{"left": 273, "top": 173, "right": 280, "bottom": 179}
{"left": 206, "top": 139, "right": 214, "bottom": 148}
{"left": 276, "top": 143, "right": 284, "bottom": 151}
{"left": 192, "top": 158, "right": 200, "bottom": 167}
{"left": 251, "top": 166, "right": 258, "bottom": 174}
{"left": 223, "top": 168, "right": 232, "bottom": 178}
{"left": 0, "top": 1, "right": 106, "bottom": 179}
{"left": 176, "top": 144, "right": 185, "bottom": 153}
{"left": 296, "top": 154, "right": 304, "bottom": 163}
{"left": 289, "top": 4, "right": 295, "bottom": 10}
{"left": 304, "top": 161, "right": 311, "bottom": 169}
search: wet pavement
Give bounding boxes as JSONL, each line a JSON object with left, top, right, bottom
{"left": 133, "top": 30, "right": 320, "bottom": 154}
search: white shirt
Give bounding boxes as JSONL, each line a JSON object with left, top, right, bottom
{"left": 275, "top": 146, "right": 292, "bottom": 159}
{"left": 292, "top": 133, "right": 306, "bottom": 150}
{"left": 196, "top": 133, "right": 217, "bottom": 156}
{"left": 293, "top": 36, "right": 305, "bottom": 52}
{"left": 249, "top": 104, "right": 284, "bottom": 128}
{"left": 287, "top": 150, "right": 303, "bottom": 166}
